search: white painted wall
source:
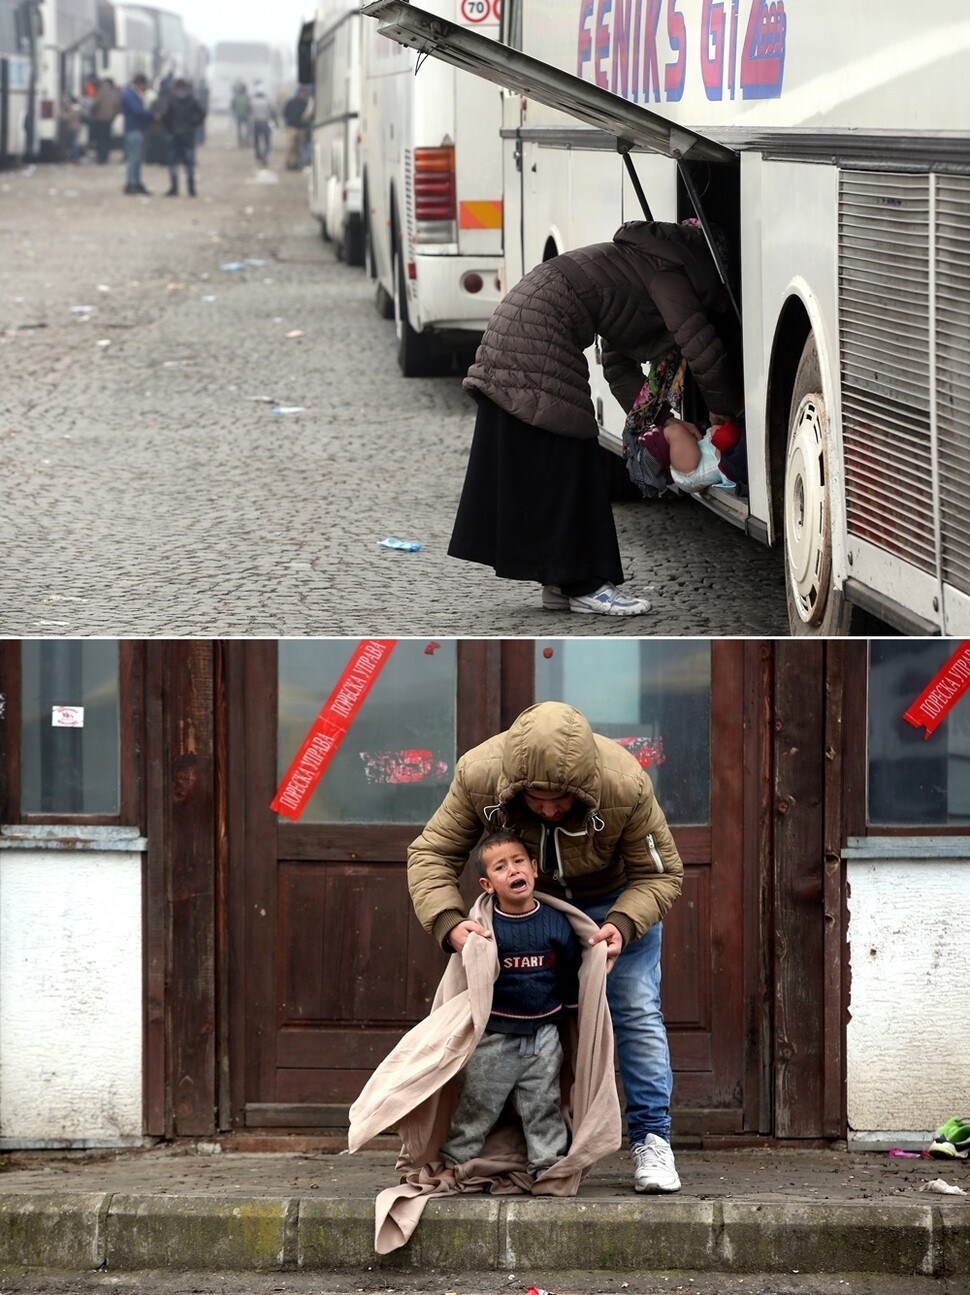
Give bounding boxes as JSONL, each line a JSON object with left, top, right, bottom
{"left": 0, "top": 849, "right": 143, "bottom": 1145}
{"left": 846, "top": 857, "right": 970, "bottom": 1142}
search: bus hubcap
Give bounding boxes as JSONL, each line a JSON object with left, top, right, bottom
{"left": 785, "top": 393, "right": 831, "bottom": 625}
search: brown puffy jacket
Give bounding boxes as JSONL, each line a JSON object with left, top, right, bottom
{"left": 463, "top": 220, "right": 741, "bottom": 439}
{"left": 407, "top": 701, "right": 684, "bottom": 950}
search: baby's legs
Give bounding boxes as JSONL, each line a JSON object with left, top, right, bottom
{"left": 661, "top": 418, "right": 704, "bottom": 472}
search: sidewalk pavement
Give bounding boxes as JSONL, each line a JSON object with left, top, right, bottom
{"left": 0, "top": 1141, "right": 968, "bottom": 1280}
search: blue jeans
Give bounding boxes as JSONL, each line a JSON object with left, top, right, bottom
{"left": 168, "top": 136, "right": 196, "bottom": 190}
{"left": 124, "top": 130, "right": 144, "bottom": 187}
{"left": 571, "top": 889, "right": 673, "bottom": 1144}
{"left": 253, "top": 120, "right": 270, "bottom": 163}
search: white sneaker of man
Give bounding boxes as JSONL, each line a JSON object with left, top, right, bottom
{"left": 631, "top": 1133, "right": 681, "bottom": 1193}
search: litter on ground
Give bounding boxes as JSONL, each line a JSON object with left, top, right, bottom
{"left": 379, "top": 537, "right": 423, "bottom": 552}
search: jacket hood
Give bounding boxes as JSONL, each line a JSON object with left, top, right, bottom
{"left": 612, "top": 219, "right": 723, "bottom": 306}
{"left": 498, "top": 702, "right": 601, "bottom": 812}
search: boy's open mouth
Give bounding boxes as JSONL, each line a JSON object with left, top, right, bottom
{"left": 510, "top": 877, "right": 529, "bottom": 892}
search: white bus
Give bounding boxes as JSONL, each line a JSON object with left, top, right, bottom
{"left": 299, "top": 1, "right": 365, "bottom": 266}
{"left": 362, "top": 0, "right": 970, "bottom": 636}
{"left": 34, "top": 0, "right": 103, "bottom": 159}
{"left": 0, "top": 0, "right": 39, "bottom": 164}
{"left": 358, "top": 0, "right": 504, "bottom": 377}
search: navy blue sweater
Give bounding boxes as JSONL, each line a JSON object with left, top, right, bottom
{"left": 487, "top": 901, "right": 582, "bottom": 1036}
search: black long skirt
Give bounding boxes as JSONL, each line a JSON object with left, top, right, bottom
{"left": 448, "top": 397, "right": 624, "bottom": 596}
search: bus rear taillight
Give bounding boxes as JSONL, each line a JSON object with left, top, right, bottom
{"left": 413, "top": 146, "right": 456, "bottom": 242}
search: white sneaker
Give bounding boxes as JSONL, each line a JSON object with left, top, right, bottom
{"left": 631, "top": 1134, "right": 681, "bottom": 1193}
{"left": 569, "top": 583, "right": 650, "bottom": 616}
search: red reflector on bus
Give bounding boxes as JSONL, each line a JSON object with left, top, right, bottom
{"left": 414, "top": 146, "right": 456, "bottom": 223}
{"left": 462, "top": 273, "right": 483, "bottom": 294}
{"left": 41, "top": 100, "right": 54, "bottom": 119}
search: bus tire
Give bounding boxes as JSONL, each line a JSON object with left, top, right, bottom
{"left": 783, "top": 334, "right": 853, "bottom": 635}
{"left": 345, "top": 214, "right": 365, "bottom": 268}
{"left": 363, "top": 175, "right": 378, "bottom": 280}
{"left": 393, "top": 233, "right": 433, "bottom": 377}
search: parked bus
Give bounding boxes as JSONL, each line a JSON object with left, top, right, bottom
{"left": 0, "top": 0, "right": 39, "bottom": 163}
{"left": 208, "top": 39, "right": 289, "bottom": 113}
{"left": 182, "top": 30, "right": 207, "bottom": 94}
{"left": 362, "top": 0, "right": 970, "bottom": 636}
{"left": 358, "top": 0, "right": 504, "bottom": 377}
{"left": 146, "top": 4, "right": 186, "bottom": 83}
{"left": 34, "top": 0, "right": 103, "bottom": 159}
{"left": 299, "top": 1, "right": 364, "bottom": 266}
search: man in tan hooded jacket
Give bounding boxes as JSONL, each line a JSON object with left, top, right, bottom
{"left": 407, "top": 700, "right": 685, "bottom": 1194}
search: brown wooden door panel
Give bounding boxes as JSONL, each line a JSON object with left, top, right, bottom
{"left": 660, "top": 866, "right": 711, "bottom": 1029}
{"left": 273, "top": 1067, "right": 389, "bottom": 1107}
{"left": 229, "top": 640, "right": 760, "bottom": 1137}
{"left": 670, "top": 1034, "right": 714, "bottom": 1072}
{"left": 277, "top": 1028, "right": 413, "bottom": 1070}
{"left": 278, "top": 861, "right": 442, "bottom": 1023}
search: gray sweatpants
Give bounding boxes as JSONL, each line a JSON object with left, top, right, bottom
{"left": 440, "top": 1023, "right": 567, "bottom": 1176}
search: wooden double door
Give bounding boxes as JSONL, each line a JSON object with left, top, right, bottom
{"left": 225, "top": 639, "right": 768, "bottom": 1138}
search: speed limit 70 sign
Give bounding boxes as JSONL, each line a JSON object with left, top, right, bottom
{"left": 460, "top": 0, "right": 500, "bottom": 21}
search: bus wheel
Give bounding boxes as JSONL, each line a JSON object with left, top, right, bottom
{"left": 363, "top": 178, "right": 379, "bottom": 282}
{"left": 784, "top": 335, "right": 853, "bottom": 635}
{"left": 393, "top": 237, "right": 433, "bottom": 377}
{"left": 345, "top": 215, "right": 365, "bottom": 268}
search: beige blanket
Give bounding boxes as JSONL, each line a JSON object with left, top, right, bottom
{"left": 348, "top": 892, "right": 622, "bottom": 1253}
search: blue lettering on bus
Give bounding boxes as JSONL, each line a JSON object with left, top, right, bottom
{"left": 642, "top": 0, "right": 662, "bottom": 103}
{"left": 577, "top": 0, "right": 593, "bottom": 77}
{"left": 595, "top": 0, "right": 612, "bottom": 88}
{"left": 577, "top": 0, "right": 786, "bottom": 103}
{"left": 611, "top": 0, "right": 632, "bottom": 98}
{"left": 665, "top": 0, "right": 687, "bottom": 102}
{"left": 701, "top": 0, "right": 725, "bottom": 100}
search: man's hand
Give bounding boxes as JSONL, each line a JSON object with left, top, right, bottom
{"left": 588, "top": 922, "right": 624, "bottom": 970}
{"left": 447, "top": 920, "right": 492, "bottom": 953}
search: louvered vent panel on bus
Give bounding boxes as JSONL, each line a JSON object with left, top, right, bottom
{"left": 935, "top": 177, "right": 970, "bottom": 596}
{"left": 839, "top": 173, "right": 935, "bottom": 573}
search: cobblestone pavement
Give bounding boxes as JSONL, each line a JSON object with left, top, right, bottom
{"left": 1, "top": 133, "right": 789, "bottom": 638}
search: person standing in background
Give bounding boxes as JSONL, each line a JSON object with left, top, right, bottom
{"left": 250, "top": 81, "right": 277, "bottom": 165}
{"left": 60, "top": 95, "right": 83, "bottom": 161}
{"left": 88, "top": 77, "right": 120, "bottom": 163}
{"left": 282, "top": 86, "right": 310, "bottom": 171}
{"left": 161, "top": 78, "right": 206, "bottom": 196}
{"left": 119, "top": 73, "right": 155, "bottom": 194}
{"left": 231, "top": 81, "right": 251, "bottom": 146}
